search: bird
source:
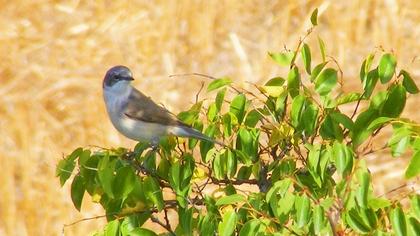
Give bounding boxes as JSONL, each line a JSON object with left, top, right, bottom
{"left": 102, "top": 65, "right": 224, "bottom": 149}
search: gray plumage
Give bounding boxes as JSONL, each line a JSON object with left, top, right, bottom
{"left": 103, "top": 65, "right": 223, "bottom": 147}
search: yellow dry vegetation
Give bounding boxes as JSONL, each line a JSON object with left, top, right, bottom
{"left": 0, "top": 0, "right": 419, "bottom": 235}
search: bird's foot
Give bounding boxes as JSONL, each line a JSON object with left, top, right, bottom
{"left": 150, "top": 139, "right": 160, "bottom": 152}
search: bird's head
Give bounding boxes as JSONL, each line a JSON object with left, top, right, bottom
{"left": 103, "top": 65, "right": 134, "bottom": 89}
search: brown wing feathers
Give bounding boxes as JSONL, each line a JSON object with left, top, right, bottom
{"left": 124, "top": 88, "right": 189, "bottom": 127}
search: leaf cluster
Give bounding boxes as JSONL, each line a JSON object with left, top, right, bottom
{"left": 57, "top": 9, "right": 420, "bottom": 236}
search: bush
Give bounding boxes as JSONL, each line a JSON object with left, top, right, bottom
{"left": 57, "top": 9, "right": 419, "bottom": 236}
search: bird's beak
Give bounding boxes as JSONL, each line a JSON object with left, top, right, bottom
{"left": 123, "top": 76, "right": 134, "bottom": 81}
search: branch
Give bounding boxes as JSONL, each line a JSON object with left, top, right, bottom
{"left": 350, "top": 91, "right": 366, "bottom": 120}
{"left": 210, "top": 177, "right": 258, "bottom": 185}
{"left": 150, "top": 215, "right": 175, "bottom": 235}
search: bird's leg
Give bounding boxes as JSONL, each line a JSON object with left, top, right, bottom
{"left": 150, "top": 138, "right": 160, "bottom": 152}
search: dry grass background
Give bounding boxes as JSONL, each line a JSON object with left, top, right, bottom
{"left": 0, "top": 0, "right": 419, "bottom": 235}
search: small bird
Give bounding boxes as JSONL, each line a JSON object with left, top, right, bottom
{"left": 103, "top": 65, "right": 222, "bottom": 148}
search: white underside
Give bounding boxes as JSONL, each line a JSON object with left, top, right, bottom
{"left": 114, "top": 115, "right": 170, "bottom": 142}
{"left": 103, "top": 83, "right": 183, "bottom": 142}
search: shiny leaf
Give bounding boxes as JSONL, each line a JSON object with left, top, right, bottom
{"left": 378, "top": 53, "right": 397, "bottom": 84}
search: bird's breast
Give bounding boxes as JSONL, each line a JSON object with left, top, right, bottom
{"left": 103, "top": 90, "right": 169, "bottom": 142}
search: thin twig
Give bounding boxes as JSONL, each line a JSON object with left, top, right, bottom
{"left": 195, "top": 81, "right": 205, "bottom": 103}
{"left": 63, "top": 214, "right": 111, "bottom": 228}
{"left": 163, "top": 208, "right": 173, "bottom": 233}
{"left": 210, "top": 177, "right": 258, "bottom": 185}
{"left": 350, "top": 92, "right": 365, "bottom": 119}
{"left": 169, "top": 72, "right": 217, "bottom": 80}
{"left": 151, "top": 215, "right": 175, "bottom": 235}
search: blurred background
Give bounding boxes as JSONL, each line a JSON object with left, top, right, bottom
{"left": 0, "top": 0, "right": 419, "bottom": 235}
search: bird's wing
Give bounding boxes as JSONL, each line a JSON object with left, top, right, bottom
{"left": 124, "top": 88, "right": 189, "bottom": 127}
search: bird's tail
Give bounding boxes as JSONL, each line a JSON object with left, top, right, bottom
{"left": 170, "top": 126, "right": 227, "bottom": 147}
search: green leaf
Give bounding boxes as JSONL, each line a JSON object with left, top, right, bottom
{"left": 318, "top": 37, "right": 326, "bottom": 62}
{"left": 237, "top": 166, "right": 252, "bottom": 180}
{"left": 352, "top": 108, "right": 379, "bottom": 147}
{"left": 80, "top": 154, "right": 99, "bottom": 193}
{"left": 356, "top": 172, "right": 370, "bottom": 208}
{"left": 367, "top": 117, "right": 394, "bottom": 131}
{"left": 311, "top": 62, "right": 327, "bottom": 82}
{"left": 333, "top": 141, "right": 353, "bottom": 178}
{"left": 307, "top": 144, "right": 321, "bottom": 186}
{"left": 207, "top": 77, "right": 232, "bottom": 92}
{"left": 275, "top": 192, "right": 295, "bottom": 223}
{"left": 295, "top": 194, "right": 311, "bottom": 228}
{"left": 320, "top": 114, "right": 343, "bottom": 141}
{"left": 178, "top": 101, "right": 203, "bottom": 125}
{"left": 265, "top": 77, "right": 286, "bottom": 86}
{"left": 370, "top": 91, "right": 388, "bottom": 110}
{"left": 363, "top": 68, "right": 379, "bottom": 98}
{"left": 225, "top": 150, "right": 237, "bottom": 178}
{"left": 113, "top": 166, "right": 137, "bottom": 199}
{"left": 262, "top": 77, "right": 286, "bottom": 97}
{"left": 57, "top": 158, "right": 76, "bottom": 186}
{"left": 216, "top": 87, "right": 227, "bottom": 111}
{"left": 230, "top": 94, "right": 247, "bottom": 123}
{"left": 236, "top": 128, "right": 259, "bottom": 162}
{"left": 360, "top": 53, "right": 375, "bottom": 82}
{"left": 216, "top": 194, "right": 246, "bottom": 206}
{"left": 301, "top": 43, "right": 312, "bottom": 74}
{"left": 200, "top": 124, "right": 217, "bottom": 161}
{"left": 310, "top": 8, "right": 318, "bottom": 26}
{"left": 287, "top": 66, "right": 301, "bottom": 97}
{"left": 98, "top": 154, "right": 116, "bottom": 198}
{"left": 269, "top": 51, "right": 294, "bottom": 66}
{"left": 244, "top": 109, "right": 262, "bottom": 128}
{"left": 68, "top": 147, "right": 83, "bottom": 161}
{"left": 359, "top": 208, "right": 377, "bottom": 230}
{"left": 381, "top": 84, "right": 406, "bottom": 118}
{"left": 400, "top": 70, "right": 419, "bottom": 94}
{"left": 378, "top": 53, "right": 397, "bottom": 84}
{"left": 266, "top": 179, "right": 292, "bottom": 203}
{"left": 330, "top": 112, "right": 354, "bottom": 131}
{"left": 56, "top": 148, "right": 83, "bottom": 186}
{"left": 179, "top": 207, "right": 193, "bottom": 236}
{"left": 368, "top": 197, "right": 391, "bottom": 210}
{"left": 346, "top": 209, "right": 371, "bottom": 234}
{"left": 207, "top": 103, "right": 218, "bottom": 122}
{"left": 315, "top": 68, "right": 337, "bottom": 96}
{"left": 120, "top": 214, "right": 142, "bottom": 235}
{"left": 410, "top": 195, "right": 420, "bottom": 219}
{"left": 408, "top": 217, "right": 420, "bottom": 236}
{"left": 198, "top": 215, "right": 216, "bottom": 236}
{"left": 261, "top": 85, "right": 285, "bottom": 97}
{"left": 405, "top": 150, "right": 420, "bottom": 179}
{"left": 320, "top": 197, "right": 335, "bottom": 210}
{"left": 390, "top": 206, "right": 407, "bottom": 236}
{"left": 313, "top": 205, "right": 325, "bottom": 234}
{"left": 78, "top": 149, "right": 91, "bottom": 166}
{"left": 239, "top": 219, "right": 262, "bottom": 236}
{"left": 128, "top": 228, "right": 157, "bottom": 236}
{"left": 218, "top": 210, "right": 238, "bottom": 236}
{"left": 104, "top": 219, "right": 120, "bottom": 236}
{"left": 388, "top": 126, "right": 411, "bottom": 157}
{"left": 143, "top": 176, "right": 164, "bottom": 211}
{"left": 302, "top": 102, "right": 319, "bottom": 135}
{"left": 71, "top": 174, "right": 85, "bottom": 211}
{"left": 336, "top": 92, "right": 362, "bottom": 106}
{"left": 188, "top": 121, "right": 203, "bottom": 149}
{"left": 291, "top": 94, "right": 306, "bottom": 128}
{"left": 392, "top": 136, "right": 410, "bottom": 157}
{"left": 213, "top": 152, "right": 225, "bottom": 180}
{"left": 222, "top": 113, "right": 235, "bottom": 138}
